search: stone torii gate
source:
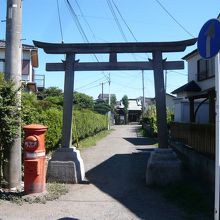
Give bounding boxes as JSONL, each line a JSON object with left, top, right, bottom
{"left": 34, "top": 39, "right": 196, "bottom": 183}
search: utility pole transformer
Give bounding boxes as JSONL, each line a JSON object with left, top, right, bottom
{"left": 5, "top": 0, "right": 22, "bottom": 189}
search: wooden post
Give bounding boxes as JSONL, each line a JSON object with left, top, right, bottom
{"left": 152, "top": 51, "right": 168, "bottom": 148}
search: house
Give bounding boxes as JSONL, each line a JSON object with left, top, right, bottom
{"left": 150, "top": 93, "right": 176, "bottom": 111}
{"left": 171, "top": 15, "right": 220, "bottom": 124}
{"left": 97, "top": 93, "right": 116, "bottom": 102}
{"left": 115, "top": 98, "right": 142, "bottom": 123}
{"left": 0, "top": 40, "right": 44, "bottom": 92}
{"left": 171, "top": 49, "right": 215, "bottom": 124}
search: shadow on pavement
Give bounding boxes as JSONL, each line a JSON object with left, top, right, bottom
{"left": 57, "top": 218, "right": 79, "bottom": 220}
{"left": 86, "top": 151, "right": 184, "bottom": 219}
{"left": 124, "top": 137, "right": 157, "bottom": 146}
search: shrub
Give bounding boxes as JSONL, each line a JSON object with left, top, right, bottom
{"left": 143, "top": 105, "right": 174, "bottom": 136}
{"left": 73, "top": 109, "right": 108, "bottom": 141}
{"left": 38, "top": 108, "right": 63, "bottom": 152}
{"left": 0, "top": 79, "right": 20, "bottom": 161}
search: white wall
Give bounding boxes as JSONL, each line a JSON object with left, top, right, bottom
{"left": 187, "top": 53, "right": 215, "bottom": 91}
{"left": 174, "top": 98, "right": 209, "bottom": 124}
{"left": 0, "top": 48, "right": 33, "bottom": 82}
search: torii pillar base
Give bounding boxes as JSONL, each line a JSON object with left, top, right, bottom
{"left": 46, "top": 147, "right": 85, "bottom": 183}
{"left": 146, "top": 148, "right": 182, "bottom": 186}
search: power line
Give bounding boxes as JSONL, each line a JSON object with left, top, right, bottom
{"left": 111, "top": 0, "right": 137, "bottom": 42}
{"left": 106, "top": 0, "right": 127, "bottom": 41}
{"left": 74, "top": 0, "right": 97, "bottom": 41}
{"left": 168, "top": 70, "right": 187, "bottom": 76}
{"left": 56, "top": 0, "right": 64, "bottom": 43}
{"left": 65, "top": 0, "right": 90, "bottom": 43}
{"left": 75, "top": 76, "right": 106, "bottom": 90}
{"left": 65, "top": 0, "right": 108, "bottom": 79}
{"left": 153, "top": 0, "right": 194, "bottom": 38}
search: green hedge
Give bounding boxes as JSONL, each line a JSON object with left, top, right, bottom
{"left": 37, "top": 109, "right": 107, "bottom": 152}
{"left": 73, "top": 109, "right": 108, "bottom": 140}
{"left": 21, "top": 94, "right": 108, "bottom": 152}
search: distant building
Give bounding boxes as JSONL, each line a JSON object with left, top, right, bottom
{"left": 0, "top": 40, "right": 45, "bottom": 92}
{"left": 138, "top": 94, "right": 175, "bottom": 111}
{"left": 97, "top": 93, "right": 116, "bottom": 102}
{"left": 115, "top": 98, "right": 142, "bottom": 123}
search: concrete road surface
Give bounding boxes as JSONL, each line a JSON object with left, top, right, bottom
{"left": 0, "top": 124, "right": 187, "bottom": 220}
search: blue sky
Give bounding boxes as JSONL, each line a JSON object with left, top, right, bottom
{"left": 0, "top": 0, "right": 219, "bottom": 100}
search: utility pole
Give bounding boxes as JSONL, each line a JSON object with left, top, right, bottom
{"left": 101, "top": 82, "right": 104, "bottom": 99}
{"left": 142, "top": 70, "right": 145, "bottom": 117}
{"left": 164, "top": 70, "right": 167, "bottom": 93}
{"left": 5, "top": 0, "right": 22, "bottom": 189}
{"left": 108, "top": 73, "right": 111, "bottom": 130}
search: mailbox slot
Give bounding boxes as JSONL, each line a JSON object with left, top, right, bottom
{"left": 24, "top": 160, "right": 40, "bottom": 175}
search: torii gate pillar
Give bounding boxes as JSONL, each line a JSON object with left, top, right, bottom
{"left": 152, "top": 51, "right": 168, "bottom": 148}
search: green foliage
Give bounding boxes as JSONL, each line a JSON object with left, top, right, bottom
{"left": 41, "top": 87, "right": 63, "bottom": 97}
{"left": 94, "top": 100, "right": 111, "bottom": 115}
{"left": 144, "top": 105, "right": 157, "bottom": 135}
{"left": 38, "top": 108, "right": 63, "bottom": 152}
{"left": 143, "top": 105, "right": 174, "bottom": 135}
{"left": 73, "top": 109, "right": 108, "bottom": 141}
{"left": 21, "top": 93, "right": 40, "bottom": 125}
{"left": 73, "top": 92, "right": 94, "bottom": 109}
{"left": 122, "top": 95, "right": 129, "bottom": 124}
{"left": 122, "top": 95, "right": 129, "bottom": 111}
{"left": 0, "top": 79, "right": 20, "bottom": 160}
{"left": 110, "top": 94, "right": 117, "bottom": 111}
{"left": 21, "top": 92, "right": 107, "bottom": 152}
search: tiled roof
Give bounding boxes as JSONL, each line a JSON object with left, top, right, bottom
{"left": 171, "top": 80, "right": 201, "bottom": 94}
{"left": 0, "top": 40, "right": 37, "bottom": 50}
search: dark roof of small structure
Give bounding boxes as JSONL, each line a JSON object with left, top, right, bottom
{"left": 182, "top": 49, "right": 198, "bottom": 60}
{"left": 171, "top": 80, "right": 201, "bottom": 94}
{"left": 0, "top": 40, "right": 37, "bottom": 50}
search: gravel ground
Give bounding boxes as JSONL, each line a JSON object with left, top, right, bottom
{"left": 0, "top": 124, "right": 187, "bottom": 220}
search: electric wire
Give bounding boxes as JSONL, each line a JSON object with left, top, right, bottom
{"left": 111, "top": 0, "right": 137, "bottom": 42}
{"left": 106, "top": 0, "right": 127, "bottom": 42}
{"left": 168, "top": 70, "right": 187, "bottom": 76}
{"left": 75, "top": 76, "right": 106, "bottom": 90}
{"left": 74, "top": 0, "right": 97, "bottom": 41}
{"left": 110, "top": 0, "right": 150, "bottom": 60}
{"left": 56, "top": 0, "right": 64, "bottom": 43}
{"left": 65, "top": 0, "right": 108, "bottom": 79}
{"left": 65, "top": 0, "right": 90, "bottom": 43}
{"left": 153, "top": 0, "right": 194, "bottom": 38}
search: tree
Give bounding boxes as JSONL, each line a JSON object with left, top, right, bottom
{"left": 122, "top": 95, "right": 129, "bottom": 124}
{"left": 73, "top": 92, "right": 94, "bottom": 109}
{"left": 39, "top": 87, "right": 63, "bottom": 98}
{"left": 94, "top": 100, "right": 111, "bottom": 115}
{"left": 110, "top": 94, "right": 117, "bottom": 111}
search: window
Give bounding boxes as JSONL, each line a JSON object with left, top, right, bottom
{"left": 0, "top": 59, "right": 5, "bottom": 72}
{"left": 197, "top": 58, "right": 215, "bottom": 81}
{"left": 22, "top": 60, "right": 30, "bottom": 75}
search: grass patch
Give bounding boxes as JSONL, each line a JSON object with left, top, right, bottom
{"left": 0, "top": 182, "right": 68, "bottom": 205}
{"left": 158, "top": 181, "right": 213, "bottom": 219}
{"left": 78, "top": 129, "right": 112, "bottom": 148}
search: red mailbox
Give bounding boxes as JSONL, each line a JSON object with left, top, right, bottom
{"left": 23, "top": 124, "right": 48, "bottom": 194}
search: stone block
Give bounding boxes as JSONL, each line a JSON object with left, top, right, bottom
{"left": 47, "top": 161, "right": 77, "bottom": 183}
{"left": 146, "top": 148, "right": 182, "bottom": 186}
{"left": 46, "top": 147, "right": 85, "bottom": 183}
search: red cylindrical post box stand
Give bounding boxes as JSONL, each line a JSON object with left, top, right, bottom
{"left": 23, "top": 124, "right": 48, "bottom": 194}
